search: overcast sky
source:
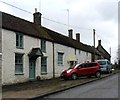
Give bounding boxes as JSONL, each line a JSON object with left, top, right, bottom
{"left": 0, "top": 0, "right": 119, "bottom": 63}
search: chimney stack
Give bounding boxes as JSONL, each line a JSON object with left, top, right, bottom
{"left": 76, "top": 33, "right": 80, "bottom": 42}
{"left": 33, "top": 8, "right": 42, "bottom": 25}
{"left": 98, "top": 40, "right": 101, "bottom": 46}
{"left": 68, "top": 29, "right": 73, "bottom": 39}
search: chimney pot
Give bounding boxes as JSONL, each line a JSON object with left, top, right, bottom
{"left": 68, "top": 29, "right": 73, "bottom": 39}
{"left": 76, "top": 33, "right": 80, "bottom": 42}
{"left": 35, "top": 8, "right": 37, "bottom": 13}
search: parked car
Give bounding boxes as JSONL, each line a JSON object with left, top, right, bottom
{"left": 60, "top": 62, "right": 101, "bottom": 80}
{"left": 96, "top": 59, "right": 112, "bottom": 73}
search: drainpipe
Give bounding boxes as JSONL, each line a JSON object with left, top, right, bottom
{"left": 52, "top": 42, "right": 55, "bottom": 79}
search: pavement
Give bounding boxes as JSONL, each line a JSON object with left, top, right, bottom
{"left": 2, "top": 70, "right": 120, "bottom": 100}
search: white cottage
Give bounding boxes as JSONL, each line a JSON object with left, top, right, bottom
{"left": 1, "top": 11, "right": 101, "bottom": 85}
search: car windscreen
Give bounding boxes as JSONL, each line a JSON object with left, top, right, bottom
{"left": 97, "top": 61, "right": 106, "bottom": 65}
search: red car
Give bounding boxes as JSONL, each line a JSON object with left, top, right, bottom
{"left": 60, "top": 62, "right": 101, "bottom": 80}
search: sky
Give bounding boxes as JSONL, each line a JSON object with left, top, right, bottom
{"left": 0, "top": 0, "right": 119, "bottom": 63}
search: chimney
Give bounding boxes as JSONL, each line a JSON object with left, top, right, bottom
{"left": 76, "top": 33, "right": 80, "bottom": 42}
{"left": 68, "top": 29, "right": 73, "bottom": 39}
{"left": 98, "top": 40, "right": 101, "bottom": 46}
{"left": 33, "top": 8, "right": 42, "bottom": 25}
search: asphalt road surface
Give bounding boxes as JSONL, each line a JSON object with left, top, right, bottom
{"left": 44, "top": 74, "right": 119, "bottom": 98}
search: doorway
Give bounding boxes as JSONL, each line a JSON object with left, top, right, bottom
{"left": 29, "top": 60, "right": 36, "bottom": 80}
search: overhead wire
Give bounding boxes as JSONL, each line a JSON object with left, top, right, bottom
{"left": 0, "top": 0, "right": 110, "bottom": 44}
{"left": 0, "top": 0, "right": 92, "bottom": 31}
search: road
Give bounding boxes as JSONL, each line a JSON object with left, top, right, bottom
{"left": 44, "top": 74, "right": 119, "bottom": 98}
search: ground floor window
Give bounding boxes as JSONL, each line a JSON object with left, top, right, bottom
{"left": 41, "top": 57, "right": 47, "bottom": 74}
{"left": 58, "top": 52, "right": 64, "bottom": 66}
{"left": 15, "top": 53, "right": 24, "bottom": 74}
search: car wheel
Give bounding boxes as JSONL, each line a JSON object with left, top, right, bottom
{"left": 71, "top": 73, "right": 78, "bottom": 80}
{"left": 95, "top": 71, "right": 101, "bottom": 78}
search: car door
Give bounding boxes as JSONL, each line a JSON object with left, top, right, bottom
{"left": 84, "top": 63, "right": 92, "bottom": 75}
{"left": 88, "top": 63, "right": 98, "bottom": 74}
{"left": 77, "top": 63, "right": 85, "bottom": 76}
{"left": 77, "top": 63, "right": 88, "bottom": 76}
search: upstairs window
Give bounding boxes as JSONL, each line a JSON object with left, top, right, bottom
{"left": 16, "top": 33, "right": 23, "bottom": 49}
{"left": 86, "top": 52, "right": 88, "bottom": 56}
{"left": 41, "top": 40, "right": 46, "bottom": 52}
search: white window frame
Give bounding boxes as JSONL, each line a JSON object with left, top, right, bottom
{"left": 58, "top": 52, "right": 64, "bottom": 66}
{"left": 16, "top": 33, "right": 24, "bottom": 49}
{"left": 41, "top": 40, "right": 46, "bottom": 52}
{"left": 41, "top": 57, "right": 47, "bottom": 74}
{"left": 15, "top": 53, "right": 24, "bottom": 75}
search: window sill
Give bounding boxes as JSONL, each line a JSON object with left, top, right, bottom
{"left": 58, "top": 64, "right": 64, "bottom": 66}
{"left": 15, "top": 73, "right": 24, "bottom": 75}
{"left": 41, "top": 72, "right": 47, "bottom": 75}
{"left": 16, "top": 47, "right": 24, "bottom": 49}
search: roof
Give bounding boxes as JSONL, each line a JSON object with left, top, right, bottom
{"left": 97, "top": 45, "right": 111, "bottom": 59}
{"left": 1, "top": 11, "right": 100, "bottom": 55}
{"left": 2, "top": 12, "right": 53, "bottom": 41}
{"left": 28, "top": 48, "right": 43, "bottom": 59}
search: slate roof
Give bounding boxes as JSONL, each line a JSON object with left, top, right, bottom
{"left": 97, "top": 45, "right": 111, "bottom": 59}
{"left": 1, "top": 11, "right": 101, "bottom": 55}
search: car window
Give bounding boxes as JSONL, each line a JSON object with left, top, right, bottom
{"left": 87, "top": 63, "right": 92, "bottom": 67}
{"left": 86, "top": 63, "right": 97, "bottom": 67}
{"left": 92, "top": 63, "right": 97, "bottom": 66}
{"left": 97, "top": 61, "right": 106, "bottom": 65}
{"left": 84, "top": 63, "right": 90, "bottom": 68}
{"left": 80, "top": 64, "right": 85, "bottom": 68}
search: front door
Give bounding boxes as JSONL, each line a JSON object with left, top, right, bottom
{"left": 29, "top": 60, "right": 36, "bottom": 80}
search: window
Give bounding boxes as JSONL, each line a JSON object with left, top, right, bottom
{"left": 15, "top": 53, "right": 24, "bottom": 74}
{"left": 97, "top": 61, "right": 106, "bottom": 65}
{"left": 80, "top": 64, "right": 85, "bottom": 68}
{"left": 86, "top": 52, "right": 88, "bottom": 56}
{"left": 87, "top": 63, "right": 97, "bottom": 68}
{"left": 16, "top": 33, "right": 23, "bottom": 48}
{"left": 41, "top": 57, "right": 47, "bottom": 74}
{"left": 58, "top": 52, "right": 64, "bottom": 65}
{"left": 41, "top": 40, "right": 46, "bottom": 52}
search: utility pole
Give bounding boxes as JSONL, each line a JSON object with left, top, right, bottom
{"left": 66, "top": 9, "right": 69, "bottom": 30}
{"left": 39, "top": 0, "right": 41, "bottom": 12}
{"left": 110, "top": 47, "right": 111, "bottom": 63}
{"left": 93, "top": 29, "right": 95, "bottom": 62}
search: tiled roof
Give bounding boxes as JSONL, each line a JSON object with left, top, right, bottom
{"left": 2, "top": 11, "right": 100, "bottom": 55}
